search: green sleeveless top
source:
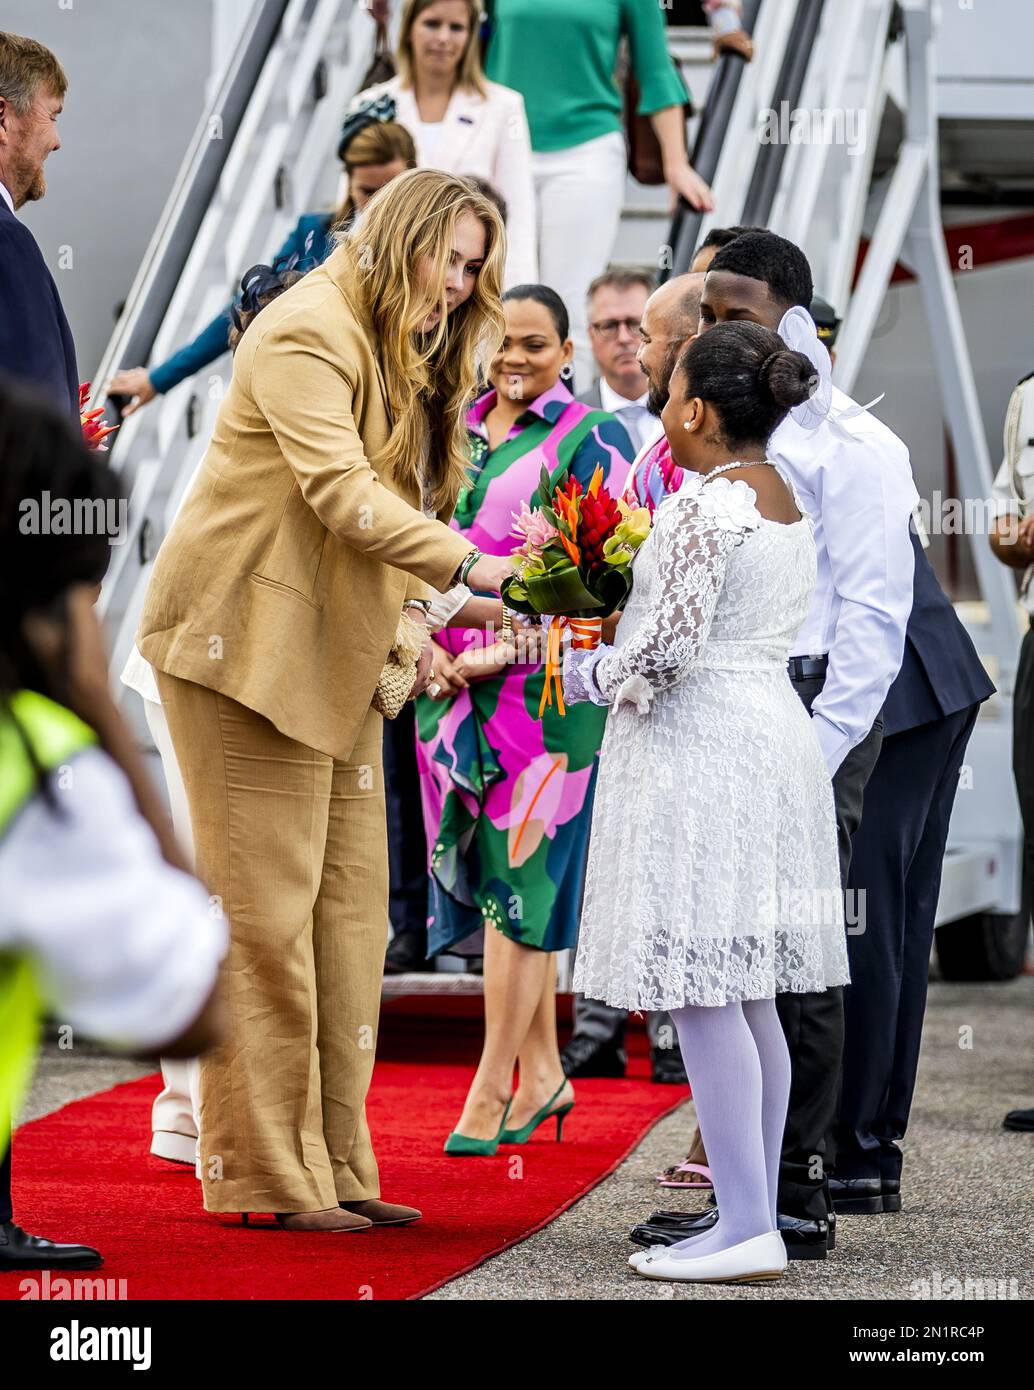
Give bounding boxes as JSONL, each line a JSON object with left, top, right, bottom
{"left": 0, "top": 691, "right": 97, "bottom": 1137}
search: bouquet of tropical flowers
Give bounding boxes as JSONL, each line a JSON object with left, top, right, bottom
{"left": 502, "top": 461, "right": 650, "bottom": 716}
{"left": 79, "top": 383, "right": 119, "bottom": 451}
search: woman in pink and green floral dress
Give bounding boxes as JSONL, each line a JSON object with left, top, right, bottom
{"left": 416, "top": 285, "right": 634, "bottom": 1153}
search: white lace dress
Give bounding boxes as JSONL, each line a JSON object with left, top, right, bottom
{"left": 564, "top": 473, "right": 849, "bottom": 1010}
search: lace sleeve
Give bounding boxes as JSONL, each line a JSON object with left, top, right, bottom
{"left": 562, "top": 644, "right": 609, "bottom": 706}
{"left": 586, "top": 494, "right": 747, "bottom": 707}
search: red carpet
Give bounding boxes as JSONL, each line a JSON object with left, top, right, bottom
{"left": 4, "top": 1003, "right": 687, "bottom": 1300}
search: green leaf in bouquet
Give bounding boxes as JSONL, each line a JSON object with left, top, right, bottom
{"left": 526, "top": 564, "right": 605, "bottom": 614}
{"left": 591, "top": 565, "right": 632, "bottom": 615}
{"left": 531, "top": 464, "right": 553, "bottom": 511}
{"left": 542, "top": 546, "right": 573, "bottom": 571}
{"left": 500, "top": 573, "right": 538, "bottom": 615}
{"left": 540, "top": 506, "right": 561, "bottom": 529}
{"left": 547, "top": 457, "right": 572, "bottom": 499}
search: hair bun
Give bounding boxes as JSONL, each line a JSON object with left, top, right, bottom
{"left": 759, "top": 347, "right": 817, "bottom": 410}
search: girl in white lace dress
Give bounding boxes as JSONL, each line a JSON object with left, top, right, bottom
{"left": 564, "top": 322, "right": 848, "bottom": 1285}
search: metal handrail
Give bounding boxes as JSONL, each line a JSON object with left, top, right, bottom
{"left": 740, "top": 0, "right": 827, "bottom": 226}
{"left": 661, "top": 0, "right": 763, "bottom": 280}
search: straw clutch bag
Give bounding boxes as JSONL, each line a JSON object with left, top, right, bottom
{"left": 372, "top": 610, "right": 429, "bottom": 720}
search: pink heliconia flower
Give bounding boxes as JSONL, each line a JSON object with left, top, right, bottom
{"left": 510, "top": 500, "right": 558, "bottom": 556}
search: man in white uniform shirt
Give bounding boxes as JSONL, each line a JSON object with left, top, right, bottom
{"left": 990, "top": 368, "right": 1034, "bottom": 1136}
{"left": 578, "top": 269, "right": 664, "bottom": 456}
{"left": 698, "top": 231, "right": 916, "bottom": 1250}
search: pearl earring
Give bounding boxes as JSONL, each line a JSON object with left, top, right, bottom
{"left": 683, "top": 421, "right": 691, "bottom": 431}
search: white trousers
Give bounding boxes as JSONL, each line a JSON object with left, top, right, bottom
{"left": 532, "top": 130, "right": 628, "bottom": 393}
{"left": 143, "top": 697, "right": 202, "bottom": 1166}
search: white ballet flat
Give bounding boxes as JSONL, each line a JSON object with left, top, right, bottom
{"left": 633, "top": 1231, "right": 787, "bottom": 1284}
{"left": 628, "top": 1244, "right": 666, "bottom": 1269}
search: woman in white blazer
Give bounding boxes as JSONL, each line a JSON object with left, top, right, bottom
{"left": 353, "top": 0, "right": 536, "bottom": 288}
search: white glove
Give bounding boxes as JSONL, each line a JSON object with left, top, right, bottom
{"left": 613, "top": 673, "right": 654, "bottom": 714}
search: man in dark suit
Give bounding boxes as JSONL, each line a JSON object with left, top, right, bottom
{"left": 0, "top": 29, "right": 100, "bottom": 1273}
{"left": 0, "top": 30, "right": 78, "bottom": 415}
{"left": 831, "top": 509, "right": 996, "bottom": 1217}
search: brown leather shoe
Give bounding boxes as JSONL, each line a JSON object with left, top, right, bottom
{"left": 274, "top": 1206, "right": 372, "bottom": 1232}
{"left": 339, "top": 1198, "right": 422, "bottom": 1226}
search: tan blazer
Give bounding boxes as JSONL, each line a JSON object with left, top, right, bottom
{"left": 137, "top": 246, "right": 472, "bottom": 760}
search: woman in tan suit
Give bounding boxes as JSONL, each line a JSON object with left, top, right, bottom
{"left": 137, "top": 169, "right": 513, "bottom": 1232}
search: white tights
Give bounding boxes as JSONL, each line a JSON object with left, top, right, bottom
{"left": 665, "top": 997, "right": 791, "bottom": 1258}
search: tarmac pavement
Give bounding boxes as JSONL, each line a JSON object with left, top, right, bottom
{"left": 19, "top": 975, "right": 1034, "bottom": 1301}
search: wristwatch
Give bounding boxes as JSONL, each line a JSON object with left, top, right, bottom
{"left": 403, "top": 598, "right": 432, "bottom": 616}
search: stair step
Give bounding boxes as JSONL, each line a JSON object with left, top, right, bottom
{"left": 382, "top": 972, "right": 485, "bottom": 997}
{"left": 666, "top": 25, "right": 714, "bottom": 62}
{"left": 622, "top": 203, "right": 674, "bottom": 219}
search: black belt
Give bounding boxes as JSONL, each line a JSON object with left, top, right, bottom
{"left": 787, "top": 654, "right": 829, "bottom": 681}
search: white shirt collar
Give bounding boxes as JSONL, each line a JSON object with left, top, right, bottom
{"left": 599, "top": 378, "right": 649, "bottom": 415}
{"left": 0, "top": 181, "right": 14, "bottom": 215}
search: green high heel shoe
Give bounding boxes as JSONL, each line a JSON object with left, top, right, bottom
{"left": 443, "top": 1098, "right": 513, "bottom": 1156}
{"left": 499, "top": 1079, "right": 574, "bottom": 1145}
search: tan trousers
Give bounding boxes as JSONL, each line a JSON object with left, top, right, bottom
{"left": 155, "top": 671, "right": 388, "bottom": 1214}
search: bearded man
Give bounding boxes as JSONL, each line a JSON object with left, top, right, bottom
{"left": 0, "top": 30, "right": 78, "bottom": 414}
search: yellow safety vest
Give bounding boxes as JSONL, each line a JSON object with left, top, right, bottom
{"left": 0, "top": 691, "right": 97, "bottom": 1138}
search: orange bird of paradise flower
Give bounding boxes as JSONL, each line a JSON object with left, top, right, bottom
{"left": 553, "top": 477, "right": 582, "bottom": 566}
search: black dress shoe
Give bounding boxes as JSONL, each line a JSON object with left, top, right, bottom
{"left": 632, "top": 1208, "right": 829, "bottom": 1260}
{"left": 0, "top": 1222, "right": 102, "bottom": 1272}
{"left": 828, "top": 1175, "right": 884, "bottom": 1214}
{"left": 645, "top": 1207, "right": 720, "bottom": 1231}
{"left": 1003, "top": 1107, "right": 1034, "bottom": 1132}
{"left": 629, "top": 1209, "right": 720, "bottom": 1247}
{"left": 559, "top": 1034, "right": 626, "bottom": 1079}
{"left": 777, "top": 1212, "right": 830, "bottom": 1260}
{"left": 649, "top": 1047, "right": 688, "bottom": 1085}
{"left": 881, "top": 1176, "right": 902, "bottom": 1213}
{"left": 383, "top": 932, "right": 432, "bottom": 975}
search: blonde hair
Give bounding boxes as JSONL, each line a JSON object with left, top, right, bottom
{"left": 0, "top": 31, "right": 67, "bottom": 115}
{"left": 396, "top": 0, "right": 488, "bottom": 98}
{"left": 334, "top": 119, "right": 418, "bottom": 228}
{"left": 342, "top": 168, "right": 505, "bottom": 513}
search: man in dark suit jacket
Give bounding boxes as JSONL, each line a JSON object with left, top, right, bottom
{"left": 0, "top": 31, "right": 78, "bottom": 416}
{"left": 0, "top": 29, "right": 100, "bottom": 1273}
{"left": 833, "top": 528, "right": 995, "bottom": 1213}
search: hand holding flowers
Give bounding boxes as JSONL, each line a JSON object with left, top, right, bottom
{"left": 502, "top": 461, "right": 651, "bottom": 715}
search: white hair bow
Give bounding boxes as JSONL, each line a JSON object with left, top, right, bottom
{"left": 778, "top": 304, "right": 887, "bottom": 436}
{"left": 776, "top": 306, "right": 833, "bottom": 430}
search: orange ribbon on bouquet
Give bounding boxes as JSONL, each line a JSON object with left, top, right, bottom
{"left": 537, "top": 615, "right": 604, "bottom": 719}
